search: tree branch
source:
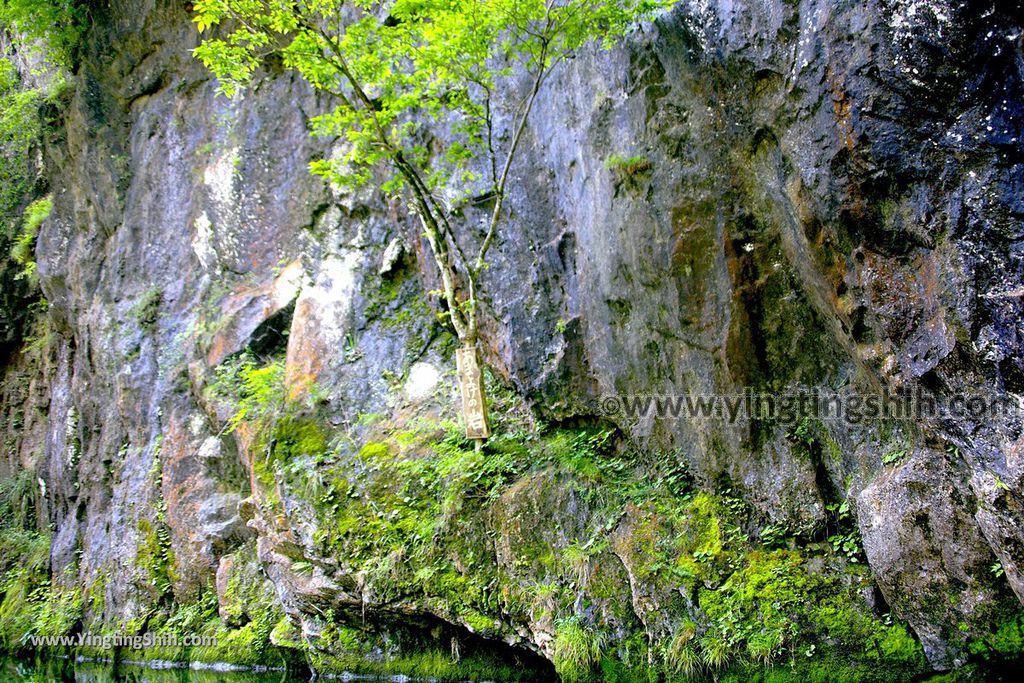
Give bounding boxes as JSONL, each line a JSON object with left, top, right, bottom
{"left": 472, "top": 37, "right": 550, "bottom": 281}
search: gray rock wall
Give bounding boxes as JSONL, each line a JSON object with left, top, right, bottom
{"left": 2, "top": 0, "right": 1022, "bottom": 671}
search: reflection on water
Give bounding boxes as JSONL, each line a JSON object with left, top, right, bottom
{"left": 0, "top": 657, "right": 309, "bottom": 683}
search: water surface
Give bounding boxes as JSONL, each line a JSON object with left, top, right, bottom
{"left": 0, "top": 657, "right": 311, "bottom": 683}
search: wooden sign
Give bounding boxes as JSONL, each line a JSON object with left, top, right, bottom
{"left": 456, "top": 346, "right": 491, "bottom": 439}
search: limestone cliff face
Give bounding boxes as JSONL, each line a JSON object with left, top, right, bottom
{"left": 2, "top": 0, "right": 1023, "bottom": 674}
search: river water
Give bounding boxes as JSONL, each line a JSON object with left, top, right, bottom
{"left": 0, "top": 657, "right": 313, "bottom": 683}
{"left": 5, "top": 654, "right": 1023, "bottom": 682}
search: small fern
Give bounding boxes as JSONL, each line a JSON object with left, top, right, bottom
{"left": 10, "top": 196, "right": 53, "bottom": 287}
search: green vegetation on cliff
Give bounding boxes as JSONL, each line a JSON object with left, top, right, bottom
{"left": 0, "top": 475, "right": 81, "bottom": 652}
{"left": 1, "top": 0, "right": 81, "bottom": 348}
{"left": 0, "top": 1, "right": 87, "bottom": 67}
{"left": 0, "top": 56, "right": 43, "bottom": 348}
{"left": 9, "top": 196, "right": 51, "bottom": 287}
{"left": 212, "top": 358, "right": 949, "bottom": 682}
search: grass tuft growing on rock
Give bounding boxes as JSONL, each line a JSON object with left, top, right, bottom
{"left": 553, "top": 616, "right": 603, "bottom": 682}
{"left": 665, "top": 620, "right": 701, "bottom": 677}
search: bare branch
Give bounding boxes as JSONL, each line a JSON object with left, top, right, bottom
{"left": 473, "top": 37, "right": 550, "bottom": 280}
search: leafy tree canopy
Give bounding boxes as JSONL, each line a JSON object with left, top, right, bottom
{"left": 0, "top": 0, "right": 87, "bottom": 66}
{"left": 1, "top": 0, "right": 83, "bottom": 348}
{"left": 194, "top": 0, "right": 668, "bottom": 200}
{"left": 193, "top": 0, "right": 671, "bottom": 364}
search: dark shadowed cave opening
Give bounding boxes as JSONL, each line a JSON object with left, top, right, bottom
{"left": 320, "top": 608, "right": 558, "bottom": 679}
{"left": 246, "top": 300, "right": 296, "bottom": 361}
